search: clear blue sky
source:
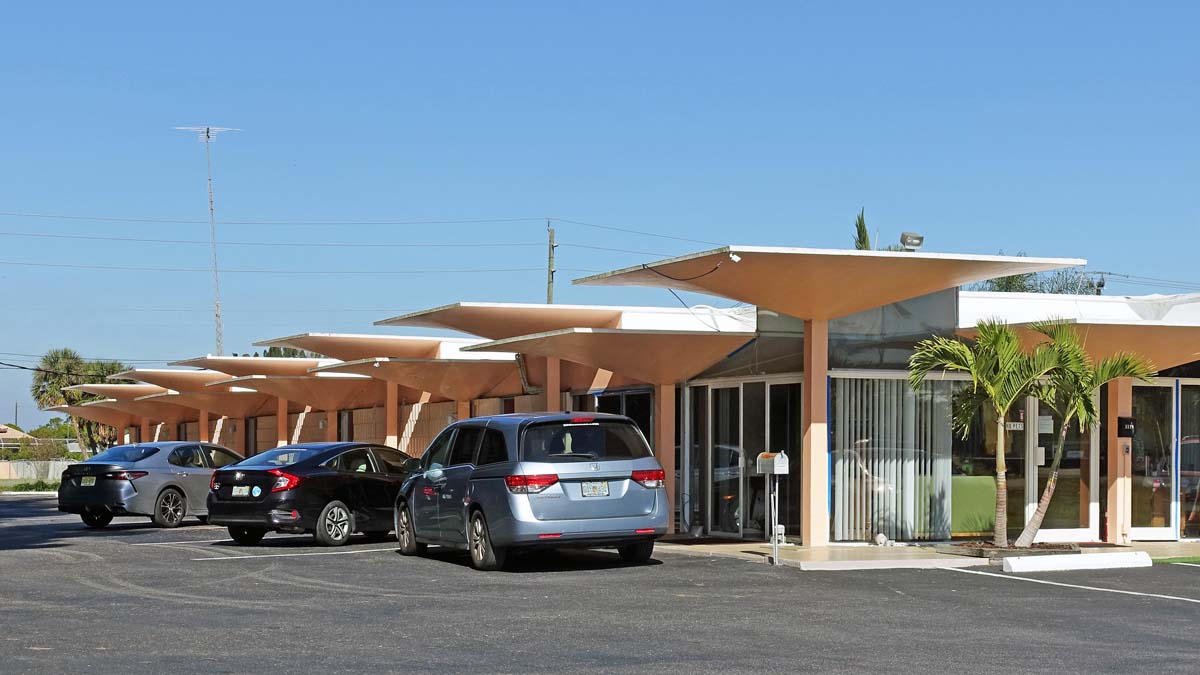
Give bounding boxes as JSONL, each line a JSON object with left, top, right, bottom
{"left": 1, "top": 3, "right": 1197, "bottom": 428}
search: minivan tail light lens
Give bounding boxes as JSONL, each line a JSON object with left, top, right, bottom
{"left": 631, "top": 469, "right": 665, "bottom": 488}
{"left": 268, "top": 469, "right": 301, "bottom": 493}
{"left": 103, "top": 471, "right": 148, "bottom": 481}
{"left": 504, "top": 474, "right": 558, "bottom": 494}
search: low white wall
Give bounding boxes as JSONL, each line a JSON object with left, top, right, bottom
{"left": 0, "top": 460, "right": 76, "bottom": 481}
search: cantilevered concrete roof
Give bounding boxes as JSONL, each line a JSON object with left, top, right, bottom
{"left": 49, "top": 402, "right": 136, "bottom": 429}
{"left": 169, "top": 356, "right": 334, "bottom": 377}
{"left": 65, "top": 383, "right": 168, "bottom": 400}
{"left": 253, "top": 333, "right": 479, "bottom": 361}
{"left": 376, "top": 302, "right": 753, "bottom": 340}
{"left": 968, "top": 320, "right": 1200, "bottom": 371}
{"left": 312, "top": 356, "right": 520, "bottom": 402}
{"left": 575, "top": 246, "right": 1085, "bottom": 321}
{"left": 136, "top": 390, "right": 282, "bottom": 419}
{"left": 83, "top": 397, "right": 197, "bottom": 424}
{"left": 210, "top": 375, "right": 389, "bottom": 411}
{"left": 464, "top": 328, "right": 756, "bottom": 385}
{"left": 110, "top": 369, "right": 234, "bottom": 393}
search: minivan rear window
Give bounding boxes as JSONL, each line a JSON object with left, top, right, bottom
{"left": 521, "top": 421, "right": 652, "bottom": 463}
{"left": 88, "top": 445, "right": 160, "bottom": 463}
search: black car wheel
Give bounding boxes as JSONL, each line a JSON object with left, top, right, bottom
{"left": 467, "top": 510, "right": 506, "bottom": 571}
{"left": 394, "top": 502, "right": 425, "bottom": 555}
{"left": 80, "top": 507, "right": 113, "bottom": 529}
{"left": 314, "top": 500, "right": 353, "bottom": 547}
{"left": 228, "top": 526, "right": 266, "bottom": 546}
{"left": 152, "top": 488, "right": 185, "bottom": 528}
{"left": 618, "top": 540, "right": 655, "bottom": 564}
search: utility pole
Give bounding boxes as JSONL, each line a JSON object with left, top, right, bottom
{"left": 546, "top": 219, "right": 557, "bottom": 304}
{"left": 174, "top": 125, "right": 240, "bottom": 355}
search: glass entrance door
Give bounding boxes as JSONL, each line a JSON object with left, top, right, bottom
{"left": 1131, "top": 383, "right": 1177, "bottom": 540}
{"left": 1181, "top": 383, "right": 1200, "bottom": 539}
{"left": 709, "top": 387, "right": 741, "bottom": 535}
{"left": 1027, "top": 397, "right": 1100, "bottom": 542}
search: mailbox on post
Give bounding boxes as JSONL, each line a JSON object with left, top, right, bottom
{"left": 757, "top": 451, "right": 789, "bottom": 475}
{"left": 756, "top": 452, "right": 789, "bottom": 565}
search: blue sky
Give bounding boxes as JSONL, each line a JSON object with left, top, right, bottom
{"left": 1, "top": 3, "right": 1197, "bottom": 427}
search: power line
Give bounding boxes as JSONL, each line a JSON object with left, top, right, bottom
{"left": 0, "top": 230, "right": 544, "bottom": 249}
{"left": 550, "top": 217, "right": 721, "bottom": 246}
{"left": 0, "top": 211, "right": 546, "bottom": 227}
{"left": 0, "top": 260, "right": 602, "bottom": 275}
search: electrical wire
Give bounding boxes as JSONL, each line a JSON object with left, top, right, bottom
{"left": 0, "top": 230, "right": 543, "bottom": 249}
{"left": 0, "top": 260, "right": 602, "bottom": 275}
{"left": 640, "top": 261, "right": 723, "bottom": 282}
{"left": 0, "top": 211, "right": 545, "bottom": 227}
{"left": 550, "top": 217, "right": 721, "bottom": 246}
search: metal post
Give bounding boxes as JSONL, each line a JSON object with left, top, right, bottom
{"left": 546, "top": 220, "right": 556, "bottom": 304}
{"left": 202, "top": 129, "right": 224, "bottom": 355}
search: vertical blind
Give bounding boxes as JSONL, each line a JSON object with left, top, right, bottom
{"left": 832, "top": 377, "right": 954, "bottom": 541}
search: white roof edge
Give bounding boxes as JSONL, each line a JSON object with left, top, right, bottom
{"left": 376, "top": 300, "right": 740, "bottom": 325}
{"left": 461, "top": 327, "right": 758, "bottom": 352}
{"left": 252, "top": 332, "right": 479, "bottom": 347}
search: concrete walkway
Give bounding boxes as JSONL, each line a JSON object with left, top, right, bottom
{"left": 656, "top": 538, "right": 1200, "bottom": 571}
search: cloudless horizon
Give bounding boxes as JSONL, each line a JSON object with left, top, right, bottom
{"left": 2, "top": 3, "right": 1197, "bottom": 428}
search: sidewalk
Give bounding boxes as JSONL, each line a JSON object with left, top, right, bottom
{"left": 656, "top": 537, "right": 1200, "bottom": 571}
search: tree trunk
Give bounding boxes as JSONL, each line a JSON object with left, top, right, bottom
{"left": 1013, "top": 416, "right": 1072, "bottom": 547}
{"left": 993, "top": 416, "right": 1008, "bottom": 547}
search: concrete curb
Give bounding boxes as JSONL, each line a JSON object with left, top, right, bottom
{"left": 796, "top": 557, "right": 993, "bottom": 571}
{"left": 1002, "top": 551, "right": 1153, "bottom": 573}
{"left": 0, "top": 491, "right": 57, "bottom": 496}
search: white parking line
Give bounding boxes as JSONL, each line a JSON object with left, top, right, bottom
{"left": 943, "top": 566, "right": 1200, "bottom": 604}
{"left": 132, "top": 539, "right": 233, "bottom": 546}
{"left": 1171, "top": 562, "right": 1200, "bottom": 568}
{"left": 192, "top": 547, "right": 399, "bottom": 561}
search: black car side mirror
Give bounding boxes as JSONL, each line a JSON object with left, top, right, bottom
{"left": 403, "top": 458, "right": 422, "bottom": 474}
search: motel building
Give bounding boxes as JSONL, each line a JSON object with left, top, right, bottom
{"left": 54, "top": 247, "right": 1200, "bottom": 548}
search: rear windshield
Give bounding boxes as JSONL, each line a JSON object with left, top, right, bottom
{"left": 521, "top": 421, "right": 652, "bottom": 463}
{"left": 233, "top": 448, "right": 316, "bottom": 467}
{"left": 88, "top": 445, "right": 159, "bottom": 463}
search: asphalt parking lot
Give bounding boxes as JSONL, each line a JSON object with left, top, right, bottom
{"left": 1, "top": 494, "right": 1198, "bottom": 674}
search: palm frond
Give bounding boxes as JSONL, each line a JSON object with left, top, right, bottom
{"left": 853, "top": 209, "right": 871, "bottom": 250}
{"left": 908, "top": 335, "right": 974, "bottom": 391}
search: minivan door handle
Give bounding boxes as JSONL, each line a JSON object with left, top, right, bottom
{"left": 432, "top": 479, "right": 448, "bottom": 488}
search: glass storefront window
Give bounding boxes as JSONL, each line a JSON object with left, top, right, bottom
{"left": 711, "top": 387, "right": 740, "bottom": 533}
{"left": 1132, "top": 386, "right": 1174, "bottom": 530}
{"left": 742, "top": 383, "right": 766, "bottom": 535}
{"left": 1180, "top": 385, "right": 1199, "bottom": 538}
{"left": 1034, "top": 400, "right": 1091, "bottom": 530}
{"left": 768, "top": 383, "right": 803, "bottom": 535}
{"left": 950, "top": 398, "right": 1026, "bottom": 539}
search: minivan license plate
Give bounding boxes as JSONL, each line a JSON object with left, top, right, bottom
{"left": 80, "top": 476, "right": 96, "bottom": 487}
{"left": 232, "top": 485, "right": 250, "bottom": 497}
{"left": 581, "top": 481, "right": 609, "bottom": 497}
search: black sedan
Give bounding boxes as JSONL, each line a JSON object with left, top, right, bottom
{"left": 208, "top": 442, "right": 420, "bottom": 546}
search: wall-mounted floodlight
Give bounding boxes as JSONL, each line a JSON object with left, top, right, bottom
{"left": 899, "top": 232, "right": 925, "bottom": 251}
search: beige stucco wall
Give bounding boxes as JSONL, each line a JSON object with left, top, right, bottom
{"left": 351, "top": 406, "right": 385, "bottom": 444}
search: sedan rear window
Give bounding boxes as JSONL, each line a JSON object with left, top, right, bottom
{"left": 233, "top": 448, "right": 315, "bottom": 467}
{"left": 521, "top": 421, "right": 652, "bottom": 463}
{"left": 88, "top": 445, "right": 160, "bottom": 463}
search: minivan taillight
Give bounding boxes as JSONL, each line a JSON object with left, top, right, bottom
{"left": 268, "top": 469, "right": 301, "bottom": 493}
{"left": 631, "top": 469, "right": 665, "bottom": 488}
{"left": 103, "top": 471, "right": 148, "bottom": 481}
{"left": 504, "top": 474, "right": 558, "bottom": 494}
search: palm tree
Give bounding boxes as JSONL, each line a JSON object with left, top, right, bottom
{"left": 1012, "top": 321, "right": 1154, "bottom": 547}
{"left": 29, "top": 349, "right": 127, "bottom": 450}
{"left": 853, "top": 209, "right": 872, "bottom": 250}
{"left": 909, "top": 321, "right": 1059, "bottom": 547}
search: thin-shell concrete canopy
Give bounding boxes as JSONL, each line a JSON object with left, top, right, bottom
{"left": 464, "top": 328, "right": 757, "bottom": 385}
{"left": 312, "top": 354, "right": 519, "bottom": 402}
{"left": 376, "top": 302, "right": 756, "bottom": 340}
{"left": 65, "top": 383, "right": 167, "bottom": 400}
{"left": 977, "top": 320, "right": 1200, "bottom": 371}
{"left": 136, "top": 390, "right": 279, "bottom": 419}
{"left": 49, "top": 402, "right": 135, "bottom": 430}
{"left": 574, "top": 246, "right": 1086, "bottom": 320}
{"left": 170, "top": 356, "right": 334, "bottom": 377}
{"left": 210, "top": 374, "right": 389, "bottom": 412}
{"left": 253, "top": 333, "right": 478, "bottom": 362}
{"left": 110, "top": 368, "right": 233, "bottom": 393}
{"left": 84, "top": 397, "right": 196, "bottom": 424}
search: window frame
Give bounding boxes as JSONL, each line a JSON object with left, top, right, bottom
{"left": 446, "top": 425, "right": 484, "bottom": 468}
{"left": 422, "top": 429, "right": 457, "bottom": 471}
{"left": 474, "top": 427, "right": 510, "bottom": 466}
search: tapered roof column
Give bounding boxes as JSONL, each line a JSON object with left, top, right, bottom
{"left": 654, "top": 383, "right": 676, "bottom": 535}
{"left": 140, "top": 418, "right": 151, "bottom": 444}
{"left": 325, "top": 410, "right": 338, "bottom": 442}
{"left": 1106, "top": 378, "right": 1134, "bottom": 545}
{"left": 199, "top": 409, "right": 211, "bottom": 443}
{"left": 802, "top": 319, "right": 830, "bottom": 547}
{"left": 456, "top": 400, "right": 471, "bottom": 422}
{"left": 545, "top": 357, "right": 561, "bottom": 411}
{"left": 276, "top": 397, "right": 289, "bottom": 448}
{"left": 384, "top": 382, "right": 400, "bottom": 449}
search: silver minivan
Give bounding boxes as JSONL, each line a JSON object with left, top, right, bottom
{"left": 394, "top": 412, "right": 668, "bottom": 570}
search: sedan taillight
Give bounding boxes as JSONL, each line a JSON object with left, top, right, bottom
{"left": 268, "top": 469, "right": 301, "bottom": 493}
{"left": 504, "top": 474, "right": 558, "bottom": 494}
{"left": 631, "top": 469, "right": 665, "bottom": 489}
{"left": 103, "top": 471, "right": 148, "bottom": 481}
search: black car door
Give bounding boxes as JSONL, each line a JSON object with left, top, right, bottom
{"left": 436, "top": 425, "right": 484, "bottom": 544}
{"left": 328, "top": 447, "right": 384, "bottom": 531}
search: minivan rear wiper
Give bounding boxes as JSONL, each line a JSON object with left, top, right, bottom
{"left": 548, "top": 452, "right": 597, "bottom": 460}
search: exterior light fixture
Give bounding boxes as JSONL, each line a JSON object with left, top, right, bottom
{"left": 899, "top": 232, "right": 924, "bottom": 251}
{"left": 729, "top": 253, "right": 742, "bottom": 263}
